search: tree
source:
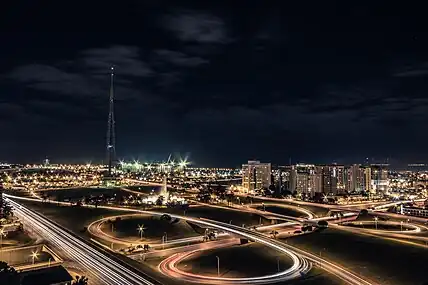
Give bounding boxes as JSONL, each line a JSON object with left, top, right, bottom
{"left": 156, "top": 195, "right": 164, "bottom": 206}
{"left": 359, "top": 209, "right": 369, "bottom": 216}
{"left": 317, "top": 220, "right": 329, "bottom": 228}
{"left": 0, "top": 261, "right": 20, "bottom": 285}
{"left": 270, "top": 230, "right": 278, "bottom": 239}
{"left": 73, "top": 275, "right": 89, "bottom": 285}
{"left": 0, "top": 198, "right": 13, "bottom": 220}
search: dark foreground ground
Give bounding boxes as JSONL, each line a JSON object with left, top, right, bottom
{"left": 286, "top": 228, "right": 428, "bottom": 285}
{"left": 168, "top": 205, "right": 271, "bottom": 226}
{"left": 12, "top": 200, "right": 130, "bottom": 234}
{"left": 102, "top": 215, "right": 199, "bottom": 241}
{"left": 177, "top": 242, "right": 343, "bottom": 284}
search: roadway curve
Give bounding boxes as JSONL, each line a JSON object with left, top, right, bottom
{"left": 87, "top": 215, "right": 310, "bottom": 283}
{"left": 6, "top": 198, "right": 159, "bottom": 285}
{"left": 158, "top": 241, "right": 311, "bottom": 284}
{"left": 249, "top": 202, "right": 315, "bottom": 219}
{"left": 5, "top": 194, "right": 377, "bottom": 285}
{"left": 339, "top": 220, "right": 423, "bottom": 234}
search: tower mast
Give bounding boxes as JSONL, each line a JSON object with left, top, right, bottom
{"left": 106, "top": 66, "right": 116, "bottom": 176}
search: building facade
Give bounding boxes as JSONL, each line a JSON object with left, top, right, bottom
{"left": 370, "top": 164, "right": 389, "bottom": 194}
{"left": 292, "top": 164, "right": 315, "bottom": 196}
{"left": 242, "top": 161, "right": 271, "bottom": 192}
{"left": 321, "top": 165, "right": 338, "bottom": 195}
{"left": 348, "top": 164, "right": 371, "bottom": 193}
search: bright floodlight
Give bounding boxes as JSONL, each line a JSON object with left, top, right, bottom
{"left": 179, "top": 159, "right": 188, "bottom": 168}
{"left": 31, "top": 251, "right": 39, "bottom": 259}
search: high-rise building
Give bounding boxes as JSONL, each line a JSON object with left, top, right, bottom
{"left": 349, "top": 164, "right": 371, "bottom": 193}
{"left": 293, "top": 164, "right": 316, "bottom": 197}
{"left": 321, "top": 165, "right": 338, "bottom": 194}
{"left": 335, "top": 165, "right": 346, "bottom": 194}
{"left": 313, "top": 166, "right": 323, "bottom": 194}
{"left": 370, "top": 164, "right": 389, "bottom": 194}
{"left": 242, "top": 161, "right": 271, "bottom": 192}
{"left": 278, "top": 165, "right": 293, "bottom": 193}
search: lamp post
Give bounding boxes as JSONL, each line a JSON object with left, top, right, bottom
{"left": 319, "top": 248, "right": 326, "bottom": 268}
{"left": 216, "top": 256, "right": 220, "bottom": 277}
{"left": 162, "top": 233, "right": 167, "bottom": 250}
{"left": 374, "top": 216, "right": 378, "bottom": 230}
{"left": 31, "top": 251, "right": 39, "bottom": 265}
{"left": 276, "top": 257, "right": 280, "bottom": 272}
{"left": 137, "top": 224, "right": 146, "bottom": 240}
{"left": 400, "top": 220, "right": 403, "bottom": 232}
{"left": 0, "top": 228, "right": 6, "bottom": 259}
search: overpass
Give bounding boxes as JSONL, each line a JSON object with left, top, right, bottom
{"left": 6, "top": 194, "right": 376, "bottom": 285}
{"left": 239, "top": 195, "right": 428, "bottom": 223}
{"left": 373, "top": 199, "right": 426, "bottom": 210}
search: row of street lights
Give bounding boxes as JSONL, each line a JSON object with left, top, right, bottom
{"left": 0, "top": 228, "right": 39, "bottom": 265}
{"left": 136, "top": 225, "right": 168, "bottom": 250}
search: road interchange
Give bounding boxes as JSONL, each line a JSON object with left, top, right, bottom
{"left": 5, "top": 194, "right": 378, "bottom": 285}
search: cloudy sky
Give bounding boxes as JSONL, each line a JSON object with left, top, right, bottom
{"left": 2, "top": 1, "right": 428, "bottom": 167}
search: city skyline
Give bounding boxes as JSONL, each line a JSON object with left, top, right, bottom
{"left": 1, "top": 3, "right": 428, "bottom": 285}
{"left": 3, "top": 2, "right": 428, "bottom": 166}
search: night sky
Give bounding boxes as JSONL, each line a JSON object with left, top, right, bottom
{"left": 2, "top": 2, "right": 428, "bottom": 167}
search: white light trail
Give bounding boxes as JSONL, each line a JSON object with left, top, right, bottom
{"left": 6, "top": 198, "right": 158, "bottom": 285}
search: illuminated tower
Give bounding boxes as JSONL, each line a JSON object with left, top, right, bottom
{"left": 106, "top": 67, "right": 116, "bottom": 176}
{"left": 160, "top": 176, "right": 169, "bottom": 201}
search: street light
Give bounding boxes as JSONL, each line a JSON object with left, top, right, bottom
{"left": 400, "top": 220, "right": 403, "bottom": 232}
{"left": 216, "top": 256, "right": 220, "bottom": 277}
{"left": 162, "top": 232, "right": 168, "bottom": 250}
{"left": 31, "top": 251, "right": 39, "bottom": 265}
{"left": 374, "top": 216, "right": 378, "bottom": 230}
{"left": 276, "top": 256, "right": 280, "bottom": 272}
{"left": 0, "top": 228, "right": 6, "bottom": 258}
{"left": 137, "top": 224, "right": 146, "bottom": 240}
{"left": 319, "top": 248, "right": 326, "bottom": 268}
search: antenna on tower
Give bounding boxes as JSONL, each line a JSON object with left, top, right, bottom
{"left": 106, "top": 66, "right": 116, "bottom": 176}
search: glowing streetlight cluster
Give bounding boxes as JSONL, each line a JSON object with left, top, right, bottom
{"left": 1, "top": 169, "right": 102, "bottom": 190}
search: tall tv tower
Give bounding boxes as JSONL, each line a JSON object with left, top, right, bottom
{"left": 106, "top": 66, "right": 116, "bottom": 176}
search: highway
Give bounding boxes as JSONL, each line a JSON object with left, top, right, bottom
{"left": 6, "top": 198, "right": 160, "bottom": 285}
{"left": 6, "top": 194, "right": 376, "bottom": 285}
{"left": 198, "top": 219, "right": 376, "bottom": 285}
{"left": 240, "top": 195, "right": 428, "bottom": 223}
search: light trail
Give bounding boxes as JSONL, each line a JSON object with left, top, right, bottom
{"left": 6, "top": 194, "right": 376, "bottom": 285}
{"left": 249, "top": 202, "right": 315, "bottom": 219}
{"left": 6, "top": 198, "right": 160, "bottom": 285}
{"left": 201, "top": 219, "right": 376, "bottom": 285}
{"left": 87, "top": 215, "right": 309, "bottom": 283}
{"left": 158, "top": 236, "right": 310, "bottom": 284}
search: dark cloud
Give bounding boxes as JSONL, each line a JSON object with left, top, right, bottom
{"left": 81, "top": 46, "right": 153, "bottom": 77}
{"left": 153, "top": 49, "right": 208, "bottom": 67}
{"left": 163, "top": 10, "right": 230, "bottom": 44}
{"left": 2, "top": 3, "right": 428, "bottom": 165}
{"left": 8, "top": 64, "right": 77, "bottom": 83}
{"left": 394, "top": 69, "right": 428, "bottom": 77}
